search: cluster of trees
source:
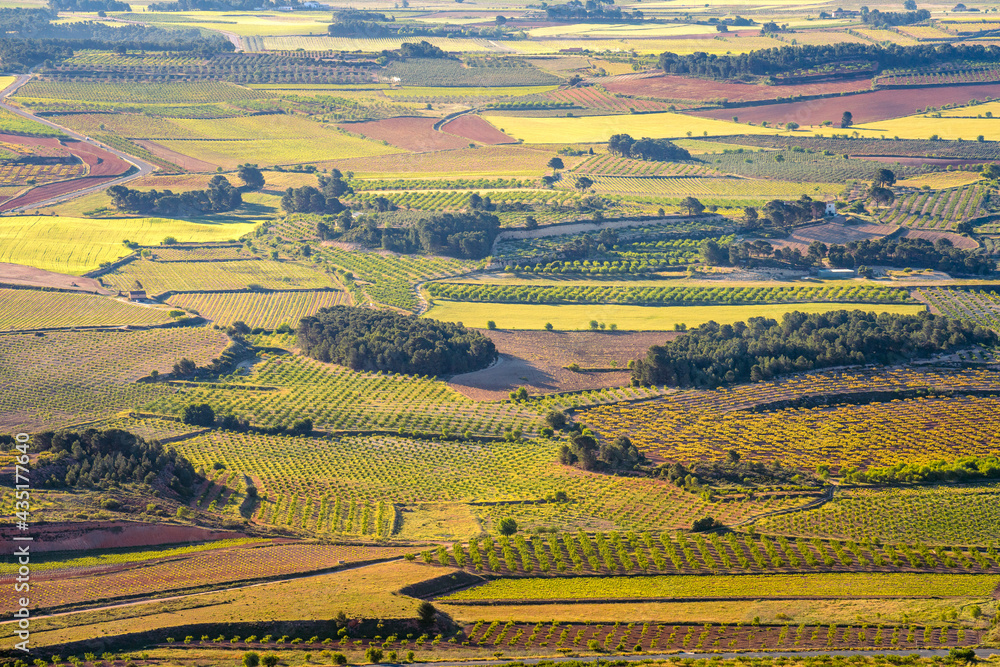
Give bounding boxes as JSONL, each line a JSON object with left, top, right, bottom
{"left": 148, "top": 0, "right": 309, "bottom": 10}
{"left": 558, "top": 432, "right": 646, "bottom": 471}
{"left": 631, "top": 310, "right": 997, "bottom": 388}
{"left": 861, "top": 8, "right": 930, "bottom": 26}
{"left": 34, "top": 429, "right": 201, "bottom": 495}
{"left": 607, "top": 134, "right": 691, "bottom": 162}
{"left": 658, "top": 450, "right": 816, "bottom": 491}
{"left": 339, "top": 211, "right": 500, "bottom": 259}
{"left": 280, "top": 170, "right": 352, "bottom": 214}
{"left": 182, "top": 403, "right": 313, "bottom": 436}
{"left": 107, "top": 176, "right": 242, "bottom": 216}
{"left": 848, "top": 455, "right": 1000, "bottom": 484}
{"left": 398, "top": 40, "right": 449, "bottom": 58}
{"left": 739, "top": 197, "right": 826, "bottom": 231}
{"left": 297, "top": 306, "right": 498, "bottom": 376}
{"left": 657, "top": 43, "right": 1000, "bottom": 81}
{"left": 545, "top": 0, "right": 644, "bottom": 21}
{"left": 827, "top": 237, "right": 995, "bottom": 275}
{"left": 49, "top": 0, "right": 130, "bottom": 10}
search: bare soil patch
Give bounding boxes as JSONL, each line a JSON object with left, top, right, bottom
{"left": 0, "top": 521, "right": 245, "bottom": 552}
{"left": 442, "top": 115, "right": 515, "bottom": 144}
{"left": 448, "top": 329, "right": 674, "bottom": 400}
{"left": 0, "top": 262, "right": 108, "bottom": 293}
{"left": 606, "top": 74, "right": 871, "bottom": 103}
{"left": 134, "top": 140, "right": 217, "bottom": 172}
{"left": 341, "top": 116, "right": 468, "bottom": 152}
{"left": 765, "top": 220, "right": 895, "bottom": 254}
{"left": 900, "top": 228, "right": 979, "bottom": 249}
{"left": 689, "top": 83, "right": 1000, "bottom": 125}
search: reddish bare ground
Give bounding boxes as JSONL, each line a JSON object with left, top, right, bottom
{"left": 767, "top": 220, "right": 896, "bottom": 254}
{"left": 448, "top": 329, "right": 676, "bottom": 400}
{"left": 690, "top": 83, "right": 1000, "bottom": 125}
{"left": 901, "top": 228, "right": 979, "bottom": 249}
{"left": 606, "top": 74, "right": 872, "bottom": 103}
{"left": 0, "top": 134, "right": 132, "bottom": 210}
{"left": 134, "top": 140, "right": 217, "bottom": 172}
{"left": 340, "top": 117, "right": 468, "bottom": 152}
{"left": 441, "top": 115, "right": 515, "bottom": 144}
{"left": 0, "top": 521, "right": 245, "bottom": 553}
{"left": 0, "top": 262, "right": 109, "bottom": 293}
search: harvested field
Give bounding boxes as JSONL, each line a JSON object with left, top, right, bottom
{"left": 764, "top": 221, "right": 895, "bottom": 254}
{"left": 341, "top": 117, "right": 468, "bottom": 152}
{"left": 900, "top": 228, "right": 979, "bottom": 249}
{"left": 0, "top": 261, "right": 107, "bottom": 292}
{"left": 0, "top": 521, "right": 245, "bottom": 553}
{"left": 690, "top": 84, "right": 1000, "bottom": 126}
{"left": 448, "top": 329, "right": 676, "bottom": 400}
{"left": 442, "top": 114, "right": 515, "bottom": 144}
{"left": 605, "top": 74, "right": 872, "bottom": 103}
{"left": 134, "top": 140, "right": 216, "bottom": 172}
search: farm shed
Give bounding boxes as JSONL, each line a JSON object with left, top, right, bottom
{"left": 817, "top": 268, "right": 857, "bottom": 279}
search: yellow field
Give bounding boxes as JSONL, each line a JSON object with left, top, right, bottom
{"left": 0, "top": 216, "right": 258, "bottom": 275}
{"left": 588, "top": 176, "right": 840, "bottom": 199}
{"left": 124, "top": 10, "right": 334, "bottom": 36}
{"left": 896, "top": 172, "right": 983, "bottom": 188}
{"left": 805, "top": 114, "right": 1000, "bottom": 141}
{"left": 423, "top": 301, "right": 926, "bottom": 331}
{"left": 527, "top": 23, "right": 719, "bottom": 38}
{"left": 853, "top": 28, "right": 921, "bottom": 45}
{"left": 257, "top": 35, "right": 495, "bottom": 52}
{"left": 483, "top": 112, "right": 776, "bottom": 143}
{"left": 500, "top": 35, "right": 786, "bottom": 56}
{"left": 940, "top": 101, "right": 1000, "bottom": 117}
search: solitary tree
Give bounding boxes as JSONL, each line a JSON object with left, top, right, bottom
{"left": 243, "top": 653, "right": 260, "bottom": 667}
{"left": 497, "top": 517, "right": 518, "bottom": 535}
{"left": 869, "top": 185, "right": 895, "bottom": 207}
{"left": 680, "top": 196, "right": 705, "bottom": 216}
{"left": 840, "top": 111, "right": 854, "bottom": 128}
{"left": 873, "top": 168, "right": 897, "bottom": 188}
{"left": 904, "top": 0, "right": 917, "bottom": 8}
{"left": 182, "top": 403, "right": 215, "bottom": 427}
{"left": 574, "top": 176, "right": 594, "bottom": 191}
{"left": 237, "top": 164, "right": 265, "bottom": 191}
{"left": 742, "top": 206, "right": 759, "bottom": 229}
{"left": 547, "top": 157, "right": 564, "bottom": 176}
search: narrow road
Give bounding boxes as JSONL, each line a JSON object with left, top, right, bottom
{"left": 729, "top": 484, "right": 837, "bottom": 528}
{"left": 0, "top": 73, "right": 158, "bottom": 212}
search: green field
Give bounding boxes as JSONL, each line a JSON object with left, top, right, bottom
{"left": 0, "top": 289, "right": 174, "bottom": 330}
{"left": 444, "top": 573, "right": 1000, "bottom": 601}
{"left": 483, "top": 112, "right": 778, "bottom": 143}
{"left": 0, "top": 216, "right": 259, "bottom": 275}
{"left": 423, "top": 301, "right": 927, "bottom": 330}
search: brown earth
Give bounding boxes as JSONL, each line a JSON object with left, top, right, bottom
{"left": 854, "top": 156, "right": 996, "bottom": 167}
{"left": 448, "top": 329, "right": 676, "bottom": 400}
{"left": 765, "top": 220, "right": 896, "bottom": 254}
{"left": 340, "top": 116, "right": 469, "bottom": 152}
{"left": 134, "top": 140, "right": 217, "bottom": 172}
{"left": 441, "top": 115, "right": 516, "bottom": 144}
{"left": 0, "top": 262, "right": 109, "bottom": 293}
{"left": 689, "top": 83, "right": 1000, "bottom": 125}
{"left": 605, "top": 74, "right": 872, "bottom": 104}
{"left": 900, "top": 228, "right": 980, "bottom": 249}
{"left": 0, "top": 521, "right": 245, "bottom": 552}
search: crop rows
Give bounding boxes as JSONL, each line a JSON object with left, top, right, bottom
{"left": 878, "top": 185, "right": 985, "bottom": 228}
{"left": 351, "top": 189, "right": 575, "bottom": 212}
{"left": 149, "top": 245, "right": 249, "bottom": 262}
{"left": 758, "top": 484, "right": 1000, "bottom": 544}
{"left": 353, "top": 178, "right": 532, "bottom": 192}
{"left": 580, "top": 367, "right": 1000, "bottom": 472}
{"left": 0, "top": 328, "right": 229, "bottom": 432}
{"left": 255, "top": 494, "right": 395, "bottom": 538}
{"left": 20, "top": 543, "right": 410, "bottom": 611}
{"left": 875, "top": 65, "right": 1000, "bottom": 87}
{"left": 586, "top": 176, "right": 838, "bottom": 199}
{"left": 166, "top": 289, "right": 349, "bottom": 329}
{"left": 170, "top": 428, "right": 800, "bottom": 534}
{"left": 0, "top": 162, "right": 86, "bottom": 186}
{"left": 148, "top": 353, "right": 540, "bottom": 438}
{"left": 458, "top": 620, "right": 980, "bottom": 651}
{"left": 707, "top": 149, "right": 927, "bottom": 183}
{"left": 426, "top": 283, "right": 914, "bottom": 306}
{"left": 918, "top": 287, "right": 1000, "bottom": 330}
{"left": 100, "top": 260, "right": 336, "bottom": 296}
{"left": 15, "top": 81, "right": 266, "bottom": 104}
{"left": 573, "top": 153, "right": 719, "bottom": 178}
{"left": 422, "top": 531, "right": 1000, "bottom": 577}
{"left": 0, "top": 289, "right": 174, "bottom": 330}
{"left": 542, "top": 86, "right": 676, "bottom": 113}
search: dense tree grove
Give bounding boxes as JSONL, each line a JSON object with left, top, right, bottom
{"left": 827, "top": 237, "right": 995, "bottom": 275}
{"left": 861, "top": 8, "right": 930, "bottom": 26}
{"left": 148, "top": 0, "right": 308, "bottom": 10}
{"left": 631, "top": 310, "right": 997, "bottom": 388}
{"left": 34, "top": 429, "right": 201, "bottom": 495}
{"left": 297, "top": 305, "right": 498, "bottom": 376}
{"left": 281, "top": 170, "right": 352, "bottom": 214}
{"left": 560, "top": 432, "right": 645, "bottom": 471}
{"left": 107, "top": 176, "right": 242, "bottom": 215}
{"left": 545, "top": 0, "right": 643, "bottom": 21}
{"left": 607, "top": 134, "right": 691, "bottom": 162}
{"left": 848, "top": 455, "right": 1000, "bottom": 484}
{"left": 658, "top": 43, "right": 1000, "bottom": 80}
{"left": 48, "top": 0, "right": 131, "bottom": 11}
{"left": 339, "top": 211, "right": 501, "bottom": 259}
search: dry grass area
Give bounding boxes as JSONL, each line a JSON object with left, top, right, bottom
{"left": 448, "top": 329, "right": 675, "bottom": 400}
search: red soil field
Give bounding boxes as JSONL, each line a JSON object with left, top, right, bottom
{"left": 0, "top": 133, "right": 132, "bottom": 210}
{"left": 690, "top": 83, "right": 1000, "bottom": 125}
{"left": 0, "top": 262, "right": 109, "bottom": 293}
{"left": 605, "top": 74, "right": 871, "bottom": 103}
{"left": 449, "top": 329, "right": 675, "bottom": 400}
{"left": 341, "top": 117, "right": 469, "bottom": 152}
{"left": 441, "top": 115, "right": 515, "bottom": 144}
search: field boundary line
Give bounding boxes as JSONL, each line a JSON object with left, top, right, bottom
{"left": 730, "top": 484, "right": 836, "bottom": 527}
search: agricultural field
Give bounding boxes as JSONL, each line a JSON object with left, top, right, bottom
{"left": 6, "top": 3, "right": 1000, "bottom": 662}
